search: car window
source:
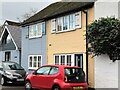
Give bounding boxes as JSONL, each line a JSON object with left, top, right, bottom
{"left": 36, "top": 66, "right": 51, "bottom": 75}
{"left": 3, "top": 62, "right": 24, "bottom": 70}
{"left": 64, "top": 68, "right": 84, "bottom": 76}
{"left": 49, "top": 67, "right": 59, "bottom": 75}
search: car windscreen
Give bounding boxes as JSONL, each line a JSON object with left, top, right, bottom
{"left": 64, "top": 67, "right": 85, "bottom": 83}
{"left": 3, "top": 62, "right": 24, "bottom": 70}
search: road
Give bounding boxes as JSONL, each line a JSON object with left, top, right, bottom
{"left": 0, "top": 84, "right": 24, "bottom": 90}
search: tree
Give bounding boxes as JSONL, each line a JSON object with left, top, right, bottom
{"left": 17, "top": 8, "right": 38, "bottom": 22}
{"left": 87, "top": 17, "right": 120, "bottom": 61}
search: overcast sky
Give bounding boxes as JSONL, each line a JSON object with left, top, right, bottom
{"left": 0, "top": 0, "right": 60, "bottom": 25}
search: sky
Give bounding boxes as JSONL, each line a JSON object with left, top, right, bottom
{"left": 0, "top": 0, "right": 60, "bottom": 25}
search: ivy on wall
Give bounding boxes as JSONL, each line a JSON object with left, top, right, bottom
{"left": 87, "top": 17, "right": 120, "bottom": 61}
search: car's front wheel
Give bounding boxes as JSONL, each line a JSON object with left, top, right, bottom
{"left": 25, "top": 81, "right": 32, "bottom": 90}
{"left": 1, "top": 77, "right": 6, "bottom": 86}
{"left": 52, "top": 85, "right": 61, "bottom": 90}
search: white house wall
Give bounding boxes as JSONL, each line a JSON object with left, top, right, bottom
{"left": 95, "top": 0, "right": 119, "bottom": 88}
{"left": 95, "top": 55, "right": 118, "bottom": 88}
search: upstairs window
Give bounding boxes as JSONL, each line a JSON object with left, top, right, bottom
{"left": 6, "top": 34, "right": 11, "bottom": 44}
{"left": 29, "top": 22, "right": 45, "bottom": 38}
{"left": 51, "top": 11, "right": 81, "bottom": 33}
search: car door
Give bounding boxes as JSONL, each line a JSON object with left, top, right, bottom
{"left": 32, "top": 66, "right": 51, "bottom": 89}
{"left": 43, "top": 66, "right": 59, "bottom": 89}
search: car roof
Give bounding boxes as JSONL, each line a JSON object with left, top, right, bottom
{"left": 42, "top": 64, "right": 80, "bottom": 68}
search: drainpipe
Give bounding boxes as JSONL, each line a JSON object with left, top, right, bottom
{"left": 19, "top": 50, "right": 21, "bottom": 66}
{"left": 83, "top": 10, "right": 88, "bottom": 83}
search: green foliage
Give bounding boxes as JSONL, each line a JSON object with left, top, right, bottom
{"left": 88, "top": 17, "right": 120, "bottom": 60}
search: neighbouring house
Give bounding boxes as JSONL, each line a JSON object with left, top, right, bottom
{"left": 94, "top": 0, "right": 119, "bottom": 89}
{"left": 22, "top": 2, "right": 95, "bottom": 88}
{"left": 0, "top": 20, "right": 21, "bottom": 65}
{"left": 21, "top": 14, "right": 46, "bottom": 72}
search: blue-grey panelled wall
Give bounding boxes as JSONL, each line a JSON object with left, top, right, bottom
{"left": 21, "top": 26, "right": 46, "bottom": 72}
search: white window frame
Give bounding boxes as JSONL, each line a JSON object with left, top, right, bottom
{"left": 28, "top": 55, "right": 42, "bottom": 70}
{"left": 29, "top": 22, "right": 45, "bottom": 39}
{"left": 57, "top": 17, "right": 63, "bottom": 32}
{"left": 51, "top": 11, "right": 82, "bottom": 33}
{"left": 63, "top": 15, "right": 69, "bottom": 31}
{"left": 69, "top": 14, "right": 75, "bottom": 30}
{"left": 75, "top": 11, "right": 82, "bottom": 29}
{"left": 51, "top": 19, "right": 56, "bottom": 33}
{"left": 54, "top": 54, "right": 74, "bottom": 66}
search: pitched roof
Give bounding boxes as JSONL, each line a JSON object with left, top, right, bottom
{"left": 6, "top": 25, "right": 21, "bottom": 49}
{"left": 22, "top": 2, "right": 94, "bottom": 26}
{"left": 5, "top": 20, "right": 20, "bottom": 26}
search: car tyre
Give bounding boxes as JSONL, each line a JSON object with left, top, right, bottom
{"left": 1, "top": 77, "right": 6, "bottom": 86}
{"left": 52, "top": 85, "right": 61, "bottom": 90}
{"left": 25, "top": 81, "right": 33, "bottom": 90}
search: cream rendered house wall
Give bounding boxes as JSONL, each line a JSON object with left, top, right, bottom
{"left": 46, "top": 7, "right": 95, "bottom": 88}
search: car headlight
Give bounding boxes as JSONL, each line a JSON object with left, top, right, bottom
{"left": 5, "top": 71, "right": 13, "bottom": 77}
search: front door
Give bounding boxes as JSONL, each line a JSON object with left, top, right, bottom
{"left": 75, "top": 54, "right": 83, "bottom": 69}
{"left": 5, "top": 52, "right": 11, "bottom": 61}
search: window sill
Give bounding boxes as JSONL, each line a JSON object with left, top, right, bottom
{"left": 28, "top": 36, "right": 42, "bottom": 39}
{"left": 51, "top": 27, "right": 82, "bottom": 34}
{"left": 28, "top": 67, "right": 38, "bottom": 70}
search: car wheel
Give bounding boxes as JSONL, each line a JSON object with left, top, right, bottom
{"left": 1, "top": 77, "right": 6, "bottom": 86}
{"left": 52, "top": 85, "right": 61, "bottom": 90}
{"left": 25, "top": 81, "right": 32, "bottom": 90}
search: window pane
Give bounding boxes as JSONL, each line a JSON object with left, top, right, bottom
{"left": 38, "top": 56, "right": 41, "bottom": 67}
{"left": 63, "top": 16, "right": 69, "bottom": 30}
{"left": 69, "top": 14, "right": 75, "bottom": 29}
{"left": 33, "top": 25, "right": 37, "bottom": 36}
{"left": 6, "top": 34, "right": 11, "bottom": 44}
{"left": 57, "top": 17, "right": 63, "bottom": 31}
{"left": 67, "top": 55, "right": 71, "bottom": 66}
{"left": 49, "top": 67, "right": 59, "bottom": 75}
{"left": 75, "top": 12, "right": 81, "bottom": 28}
{"left": 42, "top": 22, "right": 45, "bottom": 34}
{"left": 37, "top": 66, "right": 51, "bottom": 75}
{"left": 51, "top": 19, "right": 56, "bottom": 32}
{"left": 33, "top": 56, "right": 37, "bottom": 67}
{"left": 55, "top": 56, "right": 59, "bottom": 65}
{"left": 37, "top": 23, "right": 42, "bottom": 36}
{"left": 29, "top": 57, "right": 32, "bottom": 67}
{"left": 61, "top": 55, "right": 65, "bottom": 65}
{"left": 29, "top": 25, "right": 33, "bottom": 38}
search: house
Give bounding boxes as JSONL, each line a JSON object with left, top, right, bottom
{"left": 0, "top": 20, "right": 21, "bottom": 65}
{"left": 22, "top": 2, "right": 94, "bottom": 88}
{"left": 21, "top": 14, "right": 46, "bottom": 72}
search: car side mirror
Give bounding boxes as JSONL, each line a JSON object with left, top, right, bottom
{"left": 33, "top": 71, "right": 37, "bottom": 75}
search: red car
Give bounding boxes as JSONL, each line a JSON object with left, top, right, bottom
{"left": 25, "top": 65, "right": 88, "bottom": 90}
